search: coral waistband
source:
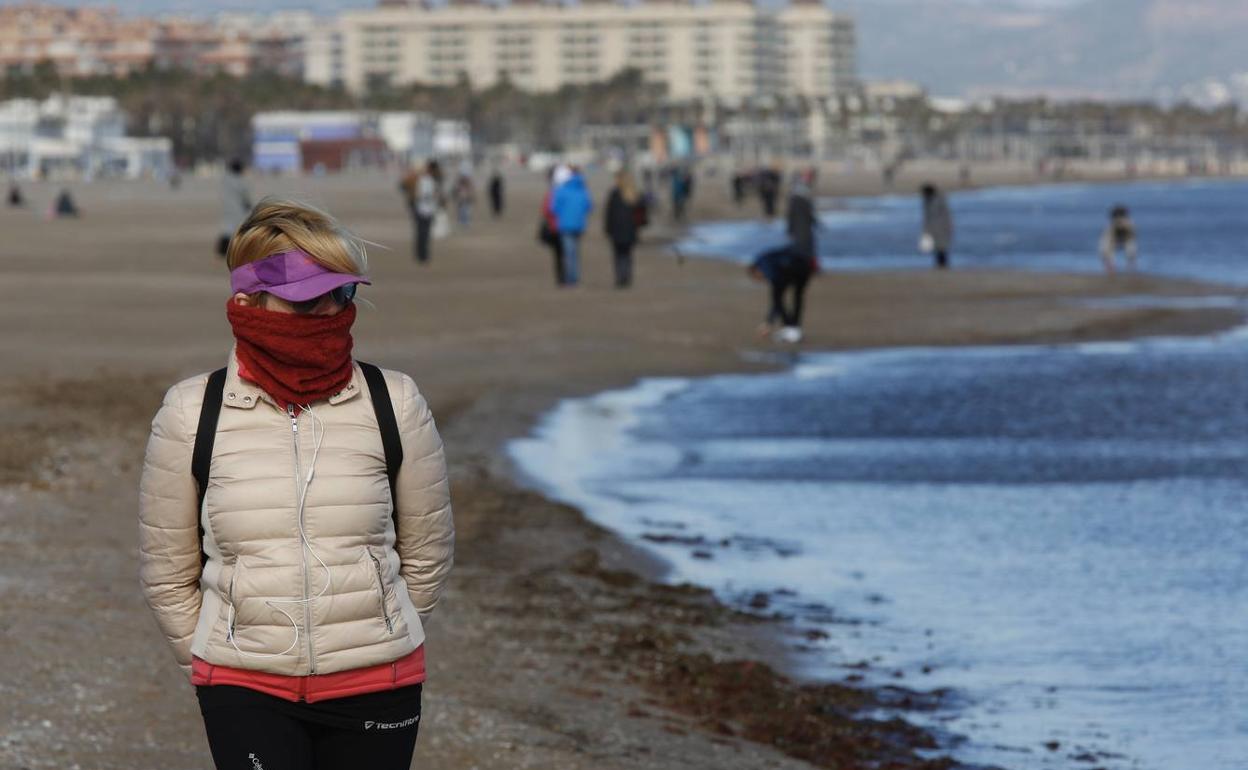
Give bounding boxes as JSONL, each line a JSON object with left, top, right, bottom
{"left": 191, "top": 646, "right": 425, "bottom": 704}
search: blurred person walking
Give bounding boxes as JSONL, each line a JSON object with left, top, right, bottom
{"left": 1099, "top": 204, "right": 1138, "bottom": 274}
{"left": 538, "top": 166, "right": 569, "bottom": 285}
{"left": 757, "top": 166, "right": 781, "bottom": 219}
{"left": 787, "top": 168, "right": 819, "bottom": 265}
{"left": 731, "top": 169, "right": 748, "bottom": 206}
{"left": 218, "top": 159, "right": 252, "bottom": 257}
{"left": 401, "top": 160, "right": 443, "bottom": 264}
{"left": 642, "top": 167, "right": 662, "bottom": 218}
{"left": 920, "top": 183, "right": 954, "bottom": 269}
{"left": 139, "top": 199, "right": 454, "bottom": 770}
{"left": 488, "top": 167, "right": 504, "bottom": 218}
{"left": 452, "top": 163, "right": 475, "bottom": 226}
{"left": 552, "top": 166, "right": 593, "bottom": 286}
{"left": 7, "top": 181, "right": 23, "bottom": 208}
{"left": 604, "top": 169, "right": 647, "bottom": 288}
{"left": 670, "top": 166, "right": 693, "bottom": 223}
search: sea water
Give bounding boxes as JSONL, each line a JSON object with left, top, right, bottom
{"left": 510, "top": 335, "right": 1248, "bottom": 769}
{"left": 512, "top": 181, "right": 1248, "bottom": 769}
{"left": 678, "top": 178, "right": 1248, "bottom": 286}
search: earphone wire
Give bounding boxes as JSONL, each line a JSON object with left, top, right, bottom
{"left": 225, "top": 402, "right": 332, "bottom": 659}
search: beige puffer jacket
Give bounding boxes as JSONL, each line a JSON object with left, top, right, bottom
{"left": 138, "top": 351, "right": 453, "bottom": 678}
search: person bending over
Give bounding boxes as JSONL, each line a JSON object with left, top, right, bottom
{"left": 750, "top": 245, "right": 815, "bottom": 344}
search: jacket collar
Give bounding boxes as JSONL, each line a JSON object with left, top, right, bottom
{"left": 222, "top": 345, "right": 364, "bottom": 411}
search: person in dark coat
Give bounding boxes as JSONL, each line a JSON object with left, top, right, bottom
{"left": 757, "top": 166, "right": 781, "bottom": 219}
{"left": 539, "top": 166, "right": 568, "bottom": 285}
{"left": 7, "top": 182, "right": 23, "bottom": 208}
{"left": 488, "top": 168, "right": 504, "bottom": 218}
{"left": 731, "top": 170, "right": 747, "bottom": 206}
{"left": 786, "top": 169, "right": 817, "bottom": 262}
{"left": 54, "top": 188, "right": 79, "bottom": 218}
{"left": 920, "top": 183, "right": 953, "bottom": 269}
{"left": 604, "top": 169, "right": 645, "bottom": 288}
{"left": 669, "top": 165, "right": 692, "bottom": 223}
{"left": 1099, "top": 204, "right": 1137, "bottom": 274}
{"left": 749, "top": 245, "right": 814, "bottom": 344}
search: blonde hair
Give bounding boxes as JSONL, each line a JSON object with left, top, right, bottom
{"left": 226, "top": 197, "right": 368, "bottom": 276}
{"left": 615, "top": 169, "right": 639, "bottom": 205}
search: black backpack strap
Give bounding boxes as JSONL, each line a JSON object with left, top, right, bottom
{"left": 359, "top": 362, "right": 404, "bottom": 514}
{"left": 192, "top": 367, "right": 227, "bottom": 567}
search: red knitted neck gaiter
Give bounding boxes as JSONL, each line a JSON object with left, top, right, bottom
{"left": 226, "top": 300, "right": 356, "bottom": 408}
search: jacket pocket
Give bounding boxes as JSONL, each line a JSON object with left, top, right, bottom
{"left": 225, "top": 559, "right": 241, "bottom": 641}
{"left": 367, "top": 549, "right": 395, "bottom": 635}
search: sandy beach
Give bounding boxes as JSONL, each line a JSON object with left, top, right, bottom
{"left": 0, "top": 169, "right": 1240, "bottom": 769}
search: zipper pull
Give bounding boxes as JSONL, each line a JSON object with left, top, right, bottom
{"left": 287, "top": 403, "right": 298, "bottom": 432}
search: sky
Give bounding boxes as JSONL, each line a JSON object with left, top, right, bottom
{"left": 0, "top": 0, "right": 1096, "bottom": 10}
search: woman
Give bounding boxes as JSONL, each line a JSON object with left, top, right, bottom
{"left": 452, "top": 163, "right": 475, "bottom": 226}
{"left": 603, "top": 169, "right": 644, "bottom": 288}
{"left": 402, "top": 159, "right": 443, "bottom": 264}
{"left": 539, "top": 165, "right": 569, "bottom": 286}
{"left": 139, "top": 199, "right": 454, "bottom": 769}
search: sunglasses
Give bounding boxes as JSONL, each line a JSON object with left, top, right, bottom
{"left": 288, "top": 283, "right": 357, "bottom": 314}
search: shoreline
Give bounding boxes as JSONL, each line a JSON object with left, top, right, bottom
{"left": 0, "top": 171, "right": 1244, "bottom": 768}
{"left": 459, "top": 170, "right": 1248, "bottom": 766}
{"left": 488, "top": 310, "right": 1248, "bottom": 769}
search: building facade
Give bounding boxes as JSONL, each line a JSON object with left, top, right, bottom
{"left": 0, "top": 95, "right": 173, "bottom": 179}
{"left": 0, "top": 3, "right": 307, "bottom": 80}
{"left": 316, "top": 0, "right": 855, "bottom": 104}
{"left": 251, "top": 110, "right": 470, "bottom": 173}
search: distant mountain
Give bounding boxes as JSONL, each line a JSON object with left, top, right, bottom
{"left": 841, "top": 0, "right": 1248, "bottom": 103}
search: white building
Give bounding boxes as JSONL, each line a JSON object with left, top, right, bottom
{"left": 0, "top": 95, "right": 172, "bottom": 179}
{"left": 309, "top": 0, "right": 856, "bottom": 104}
{"left": 379, "top": 111, "right": 439, "bottom": 164}
{"left": 252, "top": 111, "right": 370, "bottom": 172}
{"left": 251, "top": 110, "right": 462, "bottom": 174}
{"left": 432, "top": 119, "right": 472, "bottom": 158}
{"left": 304, "top": 26, "right": 347, "bottom": 87}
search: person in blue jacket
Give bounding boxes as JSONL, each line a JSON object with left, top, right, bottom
{"left": 551, "top": 166, "right": 594, "bottom": 286}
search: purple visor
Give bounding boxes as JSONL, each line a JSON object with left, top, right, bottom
{"left": 230, "top": 250, "right": 369, "bottom": 302}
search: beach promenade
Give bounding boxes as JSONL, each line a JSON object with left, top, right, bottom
{"left": 0, "top": 170, "right": 1238, "bottom": 769}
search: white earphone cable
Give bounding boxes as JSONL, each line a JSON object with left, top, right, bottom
{"left": 225, "top": 403, "right": 333, "bottom": 659}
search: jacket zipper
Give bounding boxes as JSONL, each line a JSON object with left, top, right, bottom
{"left": 369, "top": 550, "right": 394, "bottom": 634}
{"left": 226, "top": 564, "right": 238, "bottom": 641}
{"left": 289, "top": 404, "right": 317, "bottom": 674}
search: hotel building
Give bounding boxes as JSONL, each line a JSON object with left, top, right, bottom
{"left": 313, "top": 0, "right": 856, "bottom": 104}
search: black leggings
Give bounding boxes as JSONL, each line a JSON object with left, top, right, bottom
{"left": 196, "top": 684, "right": 422, "bottom": 770}
{"left": 612, "top": 241, "right": 634, "bottom": 287}
{"left": 413, "top": 214, "right": 432, "bottom": 263}
{"left": 550, "top": 236, "right": 565, "bottom": 285}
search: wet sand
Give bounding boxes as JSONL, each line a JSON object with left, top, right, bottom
{"left": 0, "top": 170, "right": 1240, "bottom": 769}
